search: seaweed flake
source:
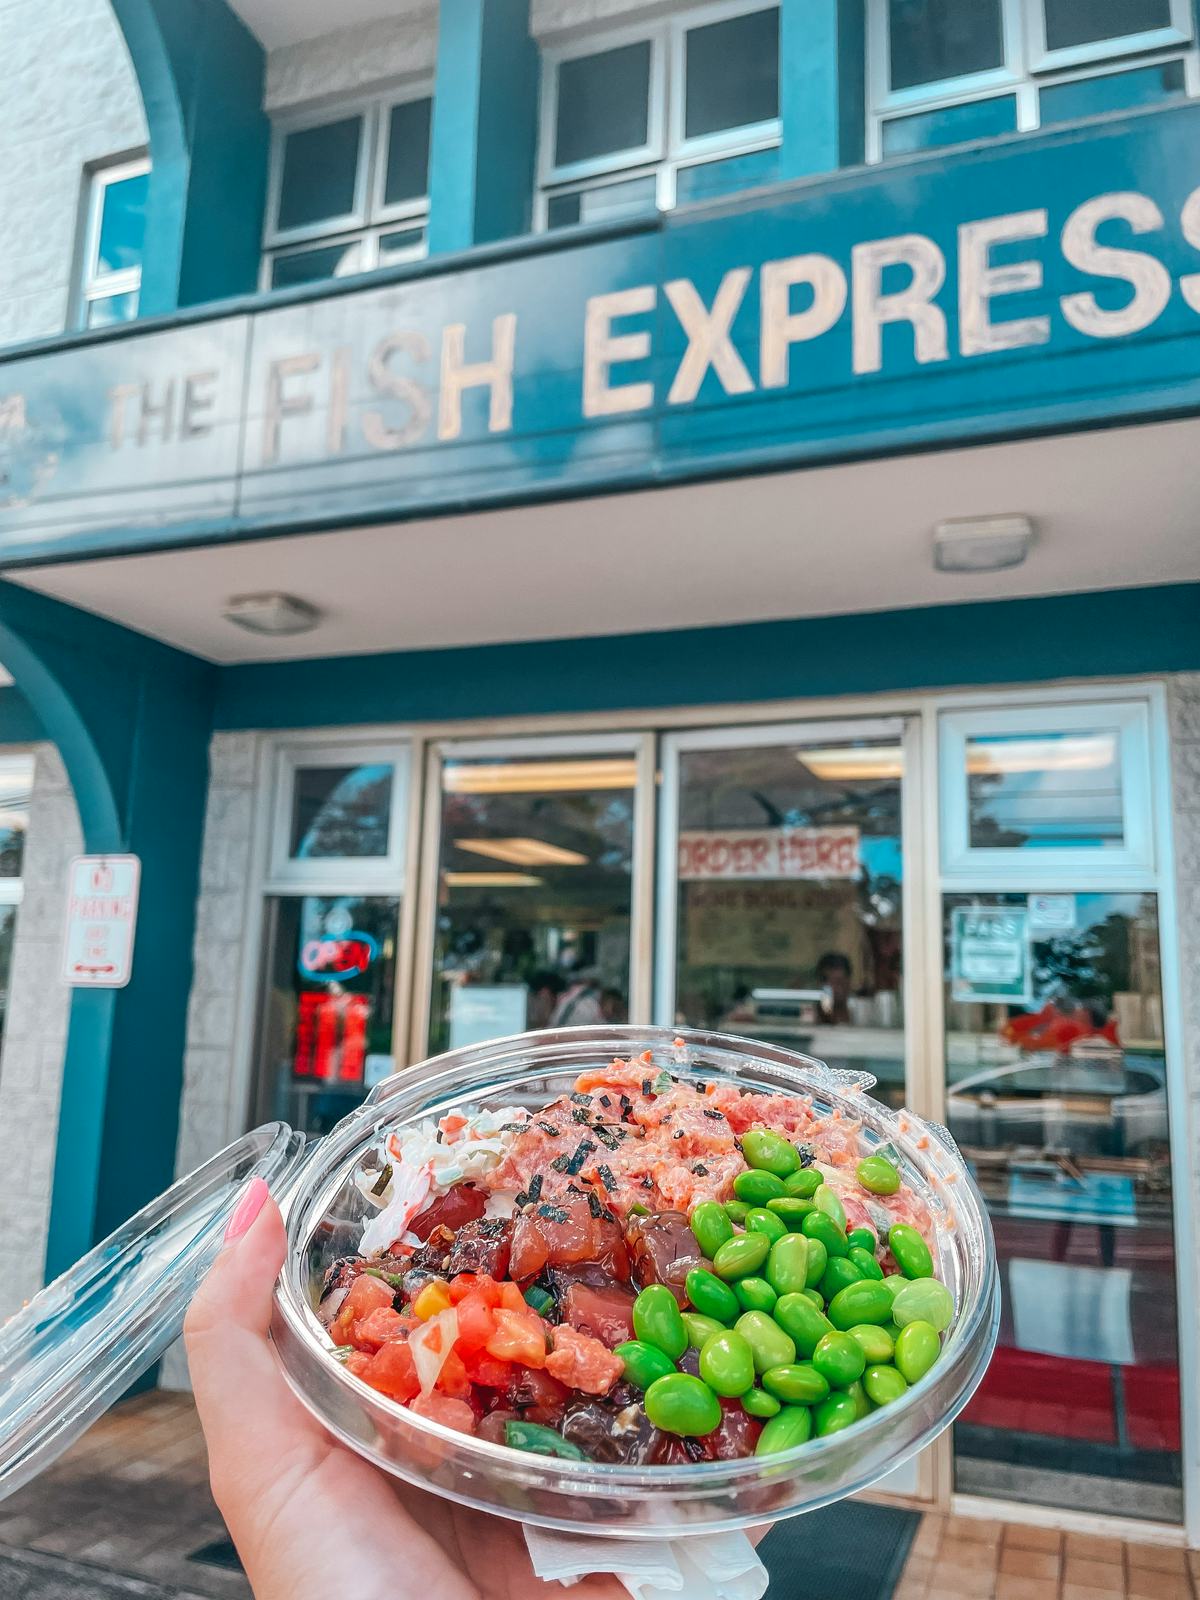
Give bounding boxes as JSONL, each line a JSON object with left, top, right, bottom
{"left": 641, "top": 1176, "right": 655, "bottom": 1190}
{"left": 673, "top": 1129, "right": 685, "bottom": 1140}
{"left": 693, "top": 1081, "right": 706, "bottom": 1094}
{"left": 599, "top": 1094, "right": 612, "bottom": 1108}
{"left": 570, "top": 1092, "right": 591, "bottom": 1106}
{"left": 593, "top": 1125, "right": 621, "bottom": 1151}
{"left": 369, "top": 1162, "right": 393, "bottom": 1197}
{"left": 514, "top": 1191, "right": 529, "bottom": 1209}
{"left": 596, "top": 1164, "right": 617, "bottom": 1192}
{"left": 798, "top": 1143, "right": 816, "bottom": 1168}
{"left": 586, "top": 1189, "right": 604, "bottom": 1219}
{"left": 500, "top": 1121, "right": 529, "bottom": 1133}
{"left": 683, "top": 1438, "right": 707, "bottom": 1462}
{"left": 702, "top": 1109, "right": 725, "bottom": 1121}
{"left": 693, "top": 1163, "right": 709, "bottom": 1176}
{"left": 572, "top": 1108, "right": 591, "bottom": 1124}
{"left": 537, "top": 1122, "right": 562, "bottom": 1136}
{"left": 536, "top": 1204, "right": 570, "bottom": 1223}
{"left": 528, "top": 1173, "right": 543, "bottom": 1201}
{"left": 562, "top": 1139, "right": 596, "bottom": 1177}
{"left": 641, "top": 1079, "right": 652, "bottom": 1095}
{"left": 550, "top": 1154, "right": 572, "bottom": 1173}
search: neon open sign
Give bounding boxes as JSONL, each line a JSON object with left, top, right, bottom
{"left": 298, "top": 931, "right": 378, "bottom": 984}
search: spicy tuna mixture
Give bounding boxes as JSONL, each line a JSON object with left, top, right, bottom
{"left": 317, "top": 1051, "right": 947, "bottom": 1465}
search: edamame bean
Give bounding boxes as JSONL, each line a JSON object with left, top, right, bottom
{"left": 888, "top": 1222, "right": 934, "bottom": 1280}
{"left": 804, "top": 1236, "right": 828, "bottom": 1288}
{"left": 801, "top": 1212, "right": 848, "bottom": 1259}
{"left": 881, "top": 1319, "right": 903, "bottom": 1345}
{"left": 699, "top": 1329, "right": 756, "bottom": 1397}
{"left": 894, "top": 1320, "right": 941, "bottom": 1384}
{"left": 690, "top": 1200, "right": 734, "bottom": 1260}
{"left": 813, "top": 1184, "right": 848, "bottom": 1232}
{"left": 811, "top": 1331, "right": 866, "bottom": 1389}
{"left": 766, "top": 1234, "right": 810, "bottom": 1297}
{"left": 741, "top": 1386, "right": 782, "bottom": 1419}
{"left": 784, "top": 1167, "right": 823, "bottom": 1199}
{"left": 761, "top": 1362, "right": 829, "bottom": 1405}
{"left": 745, "top": 1207, "right": 788, "bottom": 1246}
{"left": 819, "top": 1258, "right": 864, "bottom": 1302}
{"left": 848, "top": 1324, "right": 895, "bottom": 1364}
{"left": 892, "top": 1279, "right": 954, "bottom": 1333}
{"left": 845, "top": 1379, "right": 871, "bottom": 1420}
{"left": 712, "top": 1231, "right": 771, "bottom": 1281}
{"left": 847, "top": 1227, "right": 877, "bottom": 1254}
{"left": 683, "top": 1311, "right": 727, "bottom": 1349}
{"left": 801, "top": 1288, "right": 825, "bottom": 1310}
{"left": 766, "top": 1196, "right": 814, "bottom": 1227}
{"left": 882, "top": 1275, "right": 908, "bottom": 1304}
{"left": 856, "top": 1154, "right": 901, "bottom": 1195}
{"left": 741, "top": 1127, "right": 802, "bottom": 1178}
{"left": 685, "top": 1267, "right": 740, "bottom": 1325}
{"left": 827, "top": 1280, "right": 894, "bottom": 1331}
{"left": 734, "top": 1276, "right": 778, "bottom": 1315}
{"left": 724, "top": 1201, "right": 751, "bottom": 1225}
{"left": 773, "top": 1293, "right": 833, "bottom": 1357}
{"left": 848, "top": 1246, "right": 884, "bottom": 1281}
{"left": 814, "top": 1392, "right": 859, "bottom": 1436}
{"left": 755, "top": 1404, "right": 813, "bottom": 1455}
{"left": 633, "top": 1284, "right": 688, "bottom": 1360}
{"left": 734, "top": 1310, "right": 796, "bottom": 1375}
{"left": 864, "top": 1364, "right": 909, "bottom": 1406}
{"left": 644, "top": 1373, "right": 723, "bottom": 1437}
{"left": 613, "top": 1340, "right": 677, "bottom": 1391}
{"left": 733, "top": 1169, "right": 787, "bottom": 1206}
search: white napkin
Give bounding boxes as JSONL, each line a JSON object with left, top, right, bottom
{"left": 523, "top": 1527, "right": 769, "bottom": 1599}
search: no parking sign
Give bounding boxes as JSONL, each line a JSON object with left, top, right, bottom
{"left": 62, "top": 855, "right": 141, "bottom": 987}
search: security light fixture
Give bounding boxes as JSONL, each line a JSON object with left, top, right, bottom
{"left": 222, "top": 593, "right": 322, "bottom": 635}
{"left": 933, "top": 515, "right": 1035, "bottom": 574}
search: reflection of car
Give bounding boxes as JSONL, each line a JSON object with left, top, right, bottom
{"left": 947, "top": 1053, "right": 1168, "bottom": 1158}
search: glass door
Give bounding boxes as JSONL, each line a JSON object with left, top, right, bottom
{"left": 418, "top": 733, "right": 655, "bottom": 1055}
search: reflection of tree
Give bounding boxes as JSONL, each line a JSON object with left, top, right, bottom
{"left": 1033, "top": 914, "right": 1132, "bottom": 1002}
{"left": 297, "top": 769, "right": 391, "bottom": 857}
{"left": 968, "top": 772, "right": 1026, "bottom": 847}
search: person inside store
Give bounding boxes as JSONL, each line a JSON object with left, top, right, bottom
{"left": 525, "top": 968, "right": 566, "bottom": 1029}
{"left": 549, "top": 965, "right": 606, "bottom": 1026}
{"left": 185, "top": 1180, "right": 636, "bottom": 1600}
{"left": 816, "top": 950, "right": 853, "bottom": 1025}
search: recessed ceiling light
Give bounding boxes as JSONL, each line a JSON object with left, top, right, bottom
{"left": 933, "top": 515, "right": 1035, "bottom": 573}
{"left": 222, "top": 593, "right": 322, "bottom": 635}
{"left": 443, "top": 759, "right": 637, "bottom": 794}
{"left": 443, "top": 871, "right": 544, "bottom": 887}
{"left": 456, "top": 837, "right": 589, "bottom": 867}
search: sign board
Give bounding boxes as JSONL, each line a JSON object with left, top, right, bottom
{"left": 684, "top": 880, "right": 860, "bottom": 970}
{"left": 1028, "top": 893, "right": 1076, "bottom": 933}
{"left": 678, "top": 827, "right": 860, "bottom": 881}
{"left": 62, "top": 854, "right": 141, "bottom": 987}
{"left": 449, "top": 983, "right": 528, "bottom": 1050}
{"left": 950, "top": 907, "right": 1032, "bottom": 1004}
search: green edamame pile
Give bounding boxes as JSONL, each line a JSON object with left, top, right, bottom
{"left": 630, "top": 1126, "right": 952, "bottom": 1455}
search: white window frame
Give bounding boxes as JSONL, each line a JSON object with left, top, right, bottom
{"left": 938, "top": 696, "right": 1156, "bottom": 888}
{"left": 537, "top": 0, "right": 782, "bottom": 227}
{"left": 866, "top": 0, "right": 1197, "bottom": 162}
{"left": 77, "top": 155, "right": 149, "bottom": 330}
{"left": 267, "top": 737, "right": 412, "bottom": 892}
{"left": 262, "top": 86, "right": 432, "bottom": 289}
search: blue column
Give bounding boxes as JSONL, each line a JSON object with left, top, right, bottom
{"left": 0, "top": 582, "right": 214, "bottom": 1277}
{"left": 427, "top": 0, "right": 541, "bottom": 254}
{"left": 778, "top": 0, "right": 865, "bottom": 181}
{"left": 110, "top": 0, "right": 270, "bottom": 310}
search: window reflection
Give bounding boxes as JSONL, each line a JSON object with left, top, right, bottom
{"left": 289, "top": 763, "right": 393, "bottom": 859}
{"left": 948, "top": 892, "right": 1180, "bottom": 1521}
{"left": 966, "top": 730, "right": 1124, "bottom": 850}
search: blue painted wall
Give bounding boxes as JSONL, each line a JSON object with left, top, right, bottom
{"left": 0, "top": 686, "right": 45, "bottom": 744}
{"left": 214, "top": 583, "right": 1200, "bottom": 731}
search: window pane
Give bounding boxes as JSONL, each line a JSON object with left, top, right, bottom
{"left": 947, "top": 891, "right": 1180, "bottom": 1522}
{"left": 672, "top": 738, "right": 907, "bottom": 1110}
{"left": 881, "top": 94, "right": 1018, "bottom": 156}
{"left": 685, "top": 7, "right": 779, "bottom": 139}
{"left": 888, "top": 0, "right": 1005, "bottom": 89}
{"left": 0, "top": 760, "right": 32, "bottom": 877}
{"left": 545, "top": 174, "right": 658, "bottom": 230}
{"left": 428, "top": 751, "right": 637, "bottom": 1053}
{"left": 270, "top": 240, "right": 362, "bottom": 289}
{"left": 1043, "top": 0, "right": 1172, "bottom": 51}
{"left": 555, "top": 41, "right": 652, "bottom": 167}
{"left": 254, "top": 895, "right": 399, "bottom": 1137}
{"left": 384, "top": 97, "right": 432, "bottom": 206}
{"left": 1040, "top": 59, "right": 1185, "bottom": 123}
{"left": 277, "top": 116, "right": 362, "bottom": 231}
{"left": 966, "top": 731, "right": 1124, "bottom": 850}
{"left": 96, "top": 171, "right": 148, "bottom": 275}
{"left": 85, "top": 291, "right": 138, "bottom": 328}
{"left": 379, "top": 226, "right": 426, "bottom": 263}
{"left": 289, "top": 763, "right": 393, "bottom": 859}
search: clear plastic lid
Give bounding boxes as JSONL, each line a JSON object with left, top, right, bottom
{"left": 0, "top": 1120, "right": 304, "bottom": 1501}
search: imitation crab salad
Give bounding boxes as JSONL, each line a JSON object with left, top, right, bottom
{"left": 318, "top": 1052, "right": 955, "bottom": 1464}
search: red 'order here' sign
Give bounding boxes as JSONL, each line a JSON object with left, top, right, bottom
{"left": 677, "top": 827, "right": 860, "bottom": 881}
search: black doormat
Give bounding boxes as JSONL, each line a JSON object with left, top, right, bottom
{"left": 187, "top": 1539, "right": 242, "bottom": 1571}
{"left": 759, "top": 1500, "right": 921, "bottom": 1599}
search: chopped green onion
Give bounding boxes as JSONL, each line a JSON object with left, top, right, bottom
{"left": 363, "top": 1268, "right": 405, "bottom": 1289}
{"left": 524, "top": 1286, "right": 555, "bottom": 1316}
{"left": 331, "top": 1345, "right": 355, "bottom": 1361}
{"left": 504, "top": 1420, "right": 589, "bottom": 1459}
{"left": 628, "top": 1202, "right": 651, "bottom": 1217}
{"left": 650, "top": 1070, "right": 673, "bottom": 1095}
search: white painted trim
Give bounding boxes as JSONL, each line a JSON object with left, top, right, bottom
{"left": 76, "top": 154, "right": 149, "bottom": 329}
{"left": 266, "top": 736, "right": 411, "bottom": 891}
{"left": 1023, "top": 0, "right": 1192, "bottom": 74}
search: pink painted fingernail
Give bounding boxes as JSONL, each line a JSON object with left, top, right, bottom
{"left": 224, "top": 1176, "right": 269, "bottom": 1242}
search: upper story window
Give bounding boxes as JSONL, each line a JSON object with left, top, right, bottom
{"left": 263, "top": 91, "right": 432, "bottom": 290}
{"left": 539, "top": 1, "right": 781, "bottom": 229}
{"left": 868, "top": 0, "right": 1196, "bottom": 160}
{"left": 78, "top": 157, "right": 149, "bottom": 329}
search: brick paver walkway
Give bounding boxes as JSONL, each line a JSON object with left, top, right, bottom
{"left": 0, "top": 1393, "right": 1195, "bottom": 1599}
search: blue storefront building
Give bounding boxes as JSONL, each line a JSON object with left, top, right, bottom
{"left": 1, "top": 0, "right": 1199, "bottom": 1546}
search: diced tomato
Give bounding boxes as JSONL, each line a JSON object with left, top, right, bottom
{"left": 329, "top": 1273, "right": 394, "bottom": 1345}
{"left": 562, "top": 1281, "right": 636, "bottom": 1348}
{"left": 409, "top": 1183, "right": 487, "bottom": 1242}
{"left": 343, "top": 1350, "right": 373, "bottom": 1380}
{"left": 461, "top": 1349, "right": 515, "bottom": 1389}
{"left": 486, "top": 1307, "right": 549, "bottom": 1369}
{"left": 545, "top": 1325, "right": 624, "bottom": 1396}
{"left": 454, "top": 1292, "right": 498, "bottom": 1353}
{"left": 410, "top": 1393, "right": 476, "bottom": 1435}
{"left": 498, "top": 1281, "right": 528, "bottom": 1314}
{"left": 352, "top": 1306, "right": 413, "bottom": 1352}
{"left": 363, "top": 1339, "right": 420, "bottom": 1402}
{"left": 449, "top": 1273, "right": 502, "bottom": 1306}
{"left": 435, "top": 1349, "right": 471, "bottom": 1400}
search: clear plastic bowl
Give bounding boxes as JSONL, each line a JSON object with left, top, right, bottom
{"left": 271, "top": 1026, "right": 999, "bottom": 1538}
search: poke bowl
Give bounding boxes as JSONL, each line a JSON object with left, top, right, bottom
{"left": 270, "top": 1026, "right": 999, "bottom": 1537}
